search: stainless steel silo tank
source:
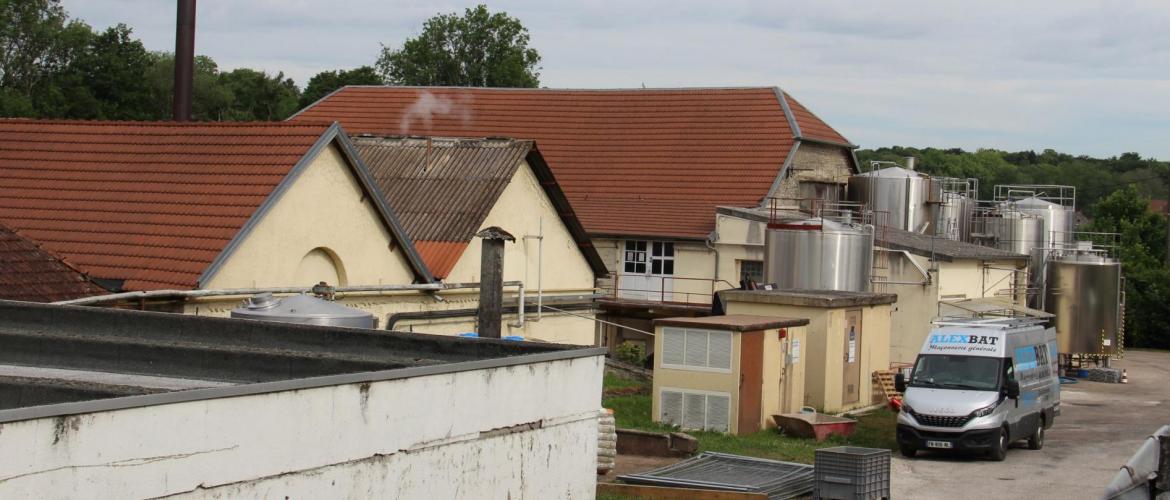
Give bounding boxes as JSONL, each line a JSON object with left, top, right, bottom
{"left": 1011, "top": 196, "right": 1074, "bottom": 248}
{"left": 985, "top": 210, "right": 1045, "bottom": 256}
{"left": 231, "top": 293, "right": 377, "bottom": 328}
{"left": 847, "top": 166, "right": 941, "bottom": 233}
{"left": 1044, "top": 252, "right": 1122, "bottom": 355}
{"left": 937, "top": 192, "right": 975, "bottom": 241}
{"left": 763, "top": 218, "right": 874, "bottom": 292}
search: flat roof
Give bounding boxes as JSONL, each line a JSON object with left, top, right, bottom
{"left": 653, "top": 314, "right": 809, "bottom": 331}
{"left": 0, "top": 300, "right": 603, "bottom": 422}
{"left": 719, "top": 289, "right": 898, "bottom": 308}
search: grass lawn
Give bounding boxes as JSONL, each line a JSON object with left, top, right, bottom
{"left": 602, "top": 375, "right": 898, "bottom": 464}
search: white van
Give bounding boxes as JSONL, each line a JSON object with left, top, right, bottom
{"left": 894, "top": 317, "right": 1060, "bottom": 461}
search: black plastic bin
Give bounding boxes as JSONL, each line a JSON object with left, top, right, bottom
{"left": 813, "top": 446, "right": 890, "bottom": 500}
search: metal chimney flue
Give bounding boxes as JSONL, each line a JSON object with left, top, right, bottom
{"left": 905, "top": 156, "right": 917, "bottom": 171}
{"left": 475, "top": 226, "right": 515, "bottom": 339}
{"left": 172, "top": 0, "right": 196, "bottom": 121}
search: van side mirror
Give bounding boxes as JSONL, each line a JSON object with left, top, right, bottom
{"left": 1005, "top": 379, "right": 1020, "bottom": 399}
{"left": 895, "top": 373, "right": 907, "bottom": 393}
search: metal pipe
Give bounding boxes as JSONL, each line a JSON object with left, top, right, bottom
{"left": 386, "top": 301, "right": 595, "bottom": 331}
{"left": 512, "top": 282, "right": 526, "bottom": 328}
{"left": 52, "top": 281, "right": 524, "bottom": 306}
{"left": 172, "top": 0, "right": 196, "bottom": 121}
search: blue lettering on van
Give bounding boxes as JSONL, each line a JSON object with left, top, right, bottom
{"left": 929, "top": 334, "right": 999, "bottom": 345}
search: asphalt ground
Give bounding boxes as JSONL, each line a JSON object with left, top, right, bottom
{"left": 891, "top": 349, "right": 1170, "bottom": 499}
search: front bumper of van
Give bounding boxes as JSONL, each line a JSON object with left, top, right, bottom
{"left": 896, "top": 424, "right": 1001, "bottom": 452}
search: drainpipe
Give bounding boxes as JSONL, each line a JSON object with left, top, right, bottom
{"left": 705, "top": 231, "right": 720, "bottom": 282}
{"left": 476, "top": 226, "right": 515, "bottom": 339}
{"left": 522, "top": 217, "right": 544, "bottom": 321}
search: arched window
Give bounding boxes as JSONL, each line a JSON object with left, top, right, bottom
{"left": 294, "top": 247, "right": 347, "bottom": 286}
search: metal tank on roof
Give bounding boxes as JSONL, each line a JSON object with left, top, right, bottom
{"left": 231, "top": 293, "right": 376, "bottom": 329}
{"left": 937, "top": 192, "right": 975, "bottom": 242}
{"left": 763, "top": 217, "right": 874, "bottom": 292}
{"left": 847, "top": 164, "right": 941, "bottom": 234}
{"left": 1043, "top": 246, "right": 1122, "bottom": 356}
{"left": 1011, "top": 196, "right": 1075, "bottom": 248}
{"left": 984, "top": 210, "right": 1046, "bottom": 256}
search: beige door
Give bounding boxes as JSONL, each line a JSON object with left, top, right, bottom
{"left": 842, "top": 309, "right": 862, "bottom": 405}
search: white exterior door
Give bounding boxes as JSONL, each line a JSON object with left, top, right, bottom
{"left": 619, "top": 240, "right": 675, "bottom": 301}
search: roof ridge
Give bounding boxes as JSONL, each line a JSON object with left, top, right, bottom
{"left": 337, "top": 85, "right": 780, "bottom": 92}
{"left": 0, "top": 118, "right": 335, "bottom": 128}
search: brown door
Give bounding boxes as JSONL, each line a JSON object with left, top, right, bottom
{"left": 738, "top": 331, "right": 764, "bottom": 435}
{"left": 842, "top": 310, "right": 863, "bottom": 405}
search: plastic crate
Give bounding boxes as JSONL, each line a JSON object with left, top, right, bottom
{"left": 813, "top": 446, "right": 890, "bottom": 500}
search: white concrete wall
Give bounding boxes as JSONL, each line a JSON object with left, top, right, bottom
{"left": 0, "top": 355, "right": 604, "bottom": 499}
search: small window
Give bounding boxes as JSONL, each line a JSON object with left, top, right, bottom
{"left": 739, "top": 260, "right": 764, "bottom": 283}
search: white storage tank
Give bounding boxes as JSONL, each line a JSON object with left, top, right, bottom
{"left": 231, "top": 293, "right": 376, "bottom": 329}
{"left": 763, "top": 217, "right": 874, "bottom": 292}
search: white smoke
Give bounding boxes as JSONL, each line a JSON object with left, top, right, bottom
{"left": 398, "top": 90, "right": 473, "bottom": 135}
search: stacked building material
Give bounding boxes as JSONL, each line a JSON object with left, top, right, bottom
{"left": 1087, "top": 367, "right": 1123, "bottom": 383}
{"left": 598, "top": 408, "right": 616, "bottom": 474}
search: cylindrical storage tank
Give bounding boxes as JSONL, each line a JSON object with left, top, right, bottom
{"left": 985, "top": 211, "right": 1045, "bottom": 256}
{"left": 937, "top": 192, "right": 975, "bottom": 241}
{"left": 1011, "top": 197, "right": 1074, "bottom": 248}
{"left": 848, "top": 166, "right": 941, "bottom": 233}
{"left": 231, "top": 293, "right": 376, "bottom": 329}
{"left": 764, "top": 218, "right": 874, "bottom": 292}
{"left": 1044, "top": 253, "right": 1122, "bottom": 355}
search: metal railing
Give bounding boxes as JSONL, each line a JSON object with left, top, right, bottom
{"left": 603, "top": 275, "right": 739, "bottom": 305}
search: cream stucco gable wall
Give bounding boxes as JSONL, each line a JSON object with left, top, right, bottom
{"left": 201, "top": 143, "right": 417, "bottom": 290}
{"left": 444, "top": 159, "right": 595, "bottom": 292}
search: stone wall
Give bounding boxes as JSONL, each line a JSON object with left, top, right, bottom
{"left": 773, "top": 141, "right": 854, "bottom": 202}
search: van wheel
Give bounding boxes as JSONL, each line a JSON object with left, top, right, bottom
{"left": 989, "top": 427, "right": 1009, "bottom": 461}
{"left": 1027, "top": 420, "right": 1045, "bottom": 450}
{"left": 899, "top": 443, "right": 917, "bottom": 458}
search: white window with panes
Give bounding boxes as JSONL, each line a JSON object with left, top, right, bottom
{"left": 659, "top": 388, "right": 731, "bottom": 433}
{"left": 660, "top": 327, "right": 732, "bottom": 373}
{"left": 619, "top": 240, "right": 676, "bottom": 300}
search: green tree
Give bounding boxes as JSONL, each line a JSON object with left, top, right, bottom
{"left": 0, "top": 0, "right": 88, "bottom": 115}
{"left": 299, "top": 66, "right": 382, "bottom": 109}
{"left": 36, "top": 24, "right": 155, "bottom": 119}
{"left": 217, "top": 68, "right": 300, "bottom": 120}
{"left": 376, "top": 4, "right": 541, "bottom": 87}
{"left": 144, "top": 52, "right": 233, "bottom": 120}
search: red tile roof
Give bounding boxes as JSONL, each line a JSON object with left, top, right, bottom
{"left": 293, "top": 86, "right": 853, "bottom": 239}
{"left": 413, "top": 240, "right": 470, "bottom": 279}
{"left": 0, "top": 119, "right": 430, "bottom": 291}
{"left": 0, "top": 221, "right": 108, "bottom": 302}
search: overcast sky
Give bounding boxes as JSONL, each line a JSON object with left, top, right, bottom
{"left": 62, "top": 0, "right": 1170, "bottom": 159}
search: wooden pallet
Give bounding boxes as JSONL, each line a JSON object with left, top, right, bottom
{"left": 873, "top": 370, "right": 902, "bottom": 407}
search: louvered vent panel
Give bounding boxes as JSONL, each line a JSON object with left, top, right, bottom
{"left": 708, "top": 331, "right": 732, "bottom": 370}
{"left": 684, "top": 329, "right": 708, "bottom": 367}
{"left": 662, "top": 327, "right": 686, "bottom": 366}
{"left": 660, "top": 391, "right": 684, "bottom": 426}
{"left": 706, "top": 394, "right": 731, "bottom": 432}
{"left": 683, "top": 393, "right": 706, "bottom": 430}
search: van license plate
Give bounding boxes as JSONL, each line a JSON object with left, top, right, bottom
{"left": 926, "top": 440, "right": 953, "bottom": 449}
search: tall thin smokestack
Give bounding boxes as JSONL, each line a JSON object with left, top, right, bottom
{"left": 172, "top": 0, "right": 196, "bottom": 121}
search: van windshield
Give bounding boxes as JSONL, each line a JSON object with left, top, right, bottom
{"left": 910, "top": 355, "right": 1002, "bottom": 391}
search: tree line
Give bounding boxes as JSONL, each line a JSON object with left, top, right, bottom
{"left": 0, "top": 1, "right": 541, "bottom": 122}
{"left": 858, "top": 147, "right": 1170, "bottom": 349}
